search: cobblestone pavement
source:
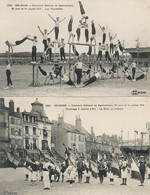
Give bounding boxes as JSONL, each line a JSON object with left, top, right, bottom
{"left": 0, "top": 168, "right": 150, "bottom": 195}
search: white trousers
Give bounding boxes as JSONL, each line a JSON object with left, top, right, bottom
{"left": 43, "top": 171, "right": 50, "bottom": 188}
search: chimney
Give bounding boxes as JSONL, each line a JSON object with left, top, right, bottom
{"left": 75, "top": 115, "right": 81, "bottom": 130}
{"left": 0, "top": 98, "right": 5, "bottom": 108}
{"left": 17, "top": 107, "right": 20, "bottom": 113}
{"left": 58, "top": 114, "right": 64, "bottom": 124}
{"left": 146, "top": 122, "right": 150, "bottom": 131}
{"left": 91, "top": 126, "right": 95, "bottom": 138}
{"left": 9, "top": 100, "right": 14, "bottom": 113}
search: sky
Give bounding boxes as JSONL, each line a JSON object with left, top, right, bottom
{"left": 0, "top": 0, "right": 150, "bottom": 53}
{"left": 4, "top": 97, "right": 150, "bottom": 140}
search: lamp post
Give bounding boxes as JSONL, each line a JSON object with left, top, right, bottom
{"left": 141, "top": 132, "right": 144, "bottom": 148}
{"left": 121, "top": 129, "right": 123, "bottom": 146}
{"left": 134, "top": 130, "right": 138, "bottom": 156}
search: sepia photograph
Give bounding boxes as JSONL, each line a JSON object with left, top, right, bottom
{"left": 0, "top": 97, "right": 150, "bottom": 194}
{"left": 0, "top": 0, "right": 150, "bottom": 194}
{"left": 0, "top": 0, "right": 150, "bottom": 97}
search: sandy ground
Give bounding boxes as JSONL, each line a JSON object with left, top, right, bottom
{"left": 0, "top": 168, "right": 150, "bottom": 195}
{"left": 0, "top": 64, "right": 149, "bottom": 97}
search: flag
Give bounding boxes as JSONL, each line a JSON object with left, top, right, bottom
{"left": 89, "top": 159, "right": 98, "bottom": 178}
{"left": 111, "top": 159, "right": 120, "bottom": 176}
{"left": 6, "top": 152, "right": 20, "bottom": 167}
{"left": 63, "top": 144, "right": 76, "bottom": 167}
{"left": 131, "top": 158, "right": 142, "bottom": 181}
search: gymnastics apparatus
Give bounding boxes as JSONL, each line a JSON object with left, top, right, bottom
{"left": 5, "top": 1, "right": 148, "bottom": 89}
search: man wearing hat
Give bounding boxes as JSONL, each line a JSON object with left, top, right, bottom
{"left": 138, "top": 156, "right": 146, "bottom": 186}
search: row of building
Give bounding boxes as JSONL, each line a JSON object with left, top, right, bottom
{"left": 0, "top": 98, "right": 122, "bottom": 161}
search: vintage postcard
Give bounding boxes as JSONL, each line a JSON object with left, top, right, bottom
{"left": 0, "top": 0, "right": 150, "bottom": 195}
{"left": 0, "top": 97, "right": 150, "bottom": 194}
{"left": 0, "top": 0, "right": 150, "bottom": 97}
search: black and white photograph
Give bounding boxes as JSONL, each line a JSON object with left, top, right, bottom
{"left": 0, "top": 0, "right": 150, "bottom": 97}
{"left": 0, "top": 97, "right": 150, "bottom": 195}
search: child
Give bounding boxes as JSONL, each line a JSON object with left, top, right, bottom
{"left": 108, "top": 167, "right": 114, "bottom": 185}
{"left": 48, "top": 15, "right": 66, "bottom": 40}
{"left": 121, "top": 159, "right": 127, "bottom": 185}
{"left": 4, "top": 60, "right": 13, "bottom": 90}
{"left": 84, "top": 167, "right": 91, "bottom": 183}
{"left": 66, "top": 163, "right": 76, "bottom": 188}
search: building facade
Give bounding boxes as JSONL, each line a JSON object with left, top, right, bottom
{"left": 51, "top": 115, "right": 86, "bottom": 158}
{"left": 22, "top": 99, "right": 52, "bottom": 151}
{"left": 0, "top": 98, "right": 23, "bottom": 149}
{"left": 0, "top": 98, "right": 52, "bottom": 152}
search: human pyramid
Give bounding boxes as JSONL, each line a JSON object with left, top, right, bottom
{"left": 4, "top": 1, "right": 148, "bottom": 89}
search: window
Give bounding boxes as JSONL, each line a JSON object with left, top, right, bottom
{"left": 33, "top": 127, "right": 36, "bottom": 135}
{"left": 29, "top": 116, "right": 32, "bottom": 123}
{"left": 43, "top": 129, "right": 47, "bottom": 137}
{"left": 23, "top": 115, "right": 26, "bottom": 121}
{"left": 74, "top": 135, "right": 76, "bottom": 141}
{"left": 82, "top": 136, "right": 85, "bottom": 142}
{"left": 25, "top": 138, "right": 29, "bottom": 149}
{"left": 32, "top": 117, "right": 34, "bottom": 123}
{"left": 18, "top": 129, "right": 22, "bottom": 136}
{"left": 42, "top": 140, "right": 48, "bottom": 150}
{"left": 17, "top": 119, "right": 21, "bottom": 125}
{"left": 71, "top": 134, "right": 73, "bottom": 141}
{"left": 25, "top": 126, "right": 29, "bottom": 134}
{"left": 26, "top": 115, "right": 28, "bottom": 122}
{"left": 11, "top": 128, "right": 15, "bottom": 135}
{"left": 79, "top": 135, "right": 81, "bottom": 141}
{"left": 33, "top": 139, "right": 36, "bottom": 149}
{"left": 11, "top": 118, "right": 15, "bottom": 124}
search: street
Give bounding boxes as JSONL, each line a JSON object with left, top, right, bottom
{"left": 0, "top": 168, "right": 150, "bottom": 195}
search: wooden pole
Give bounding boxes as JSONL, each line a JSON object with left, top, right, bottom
{"left": 69, "top": 43, "right": 71, "bottom": 79}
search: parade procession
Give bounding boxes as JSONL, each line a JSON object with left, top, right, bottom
{"left": 0, "top": 97, "right": 150, "bottom": 195}
{"left": 0, "top": 0, "right": 150, "bottom": 194}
